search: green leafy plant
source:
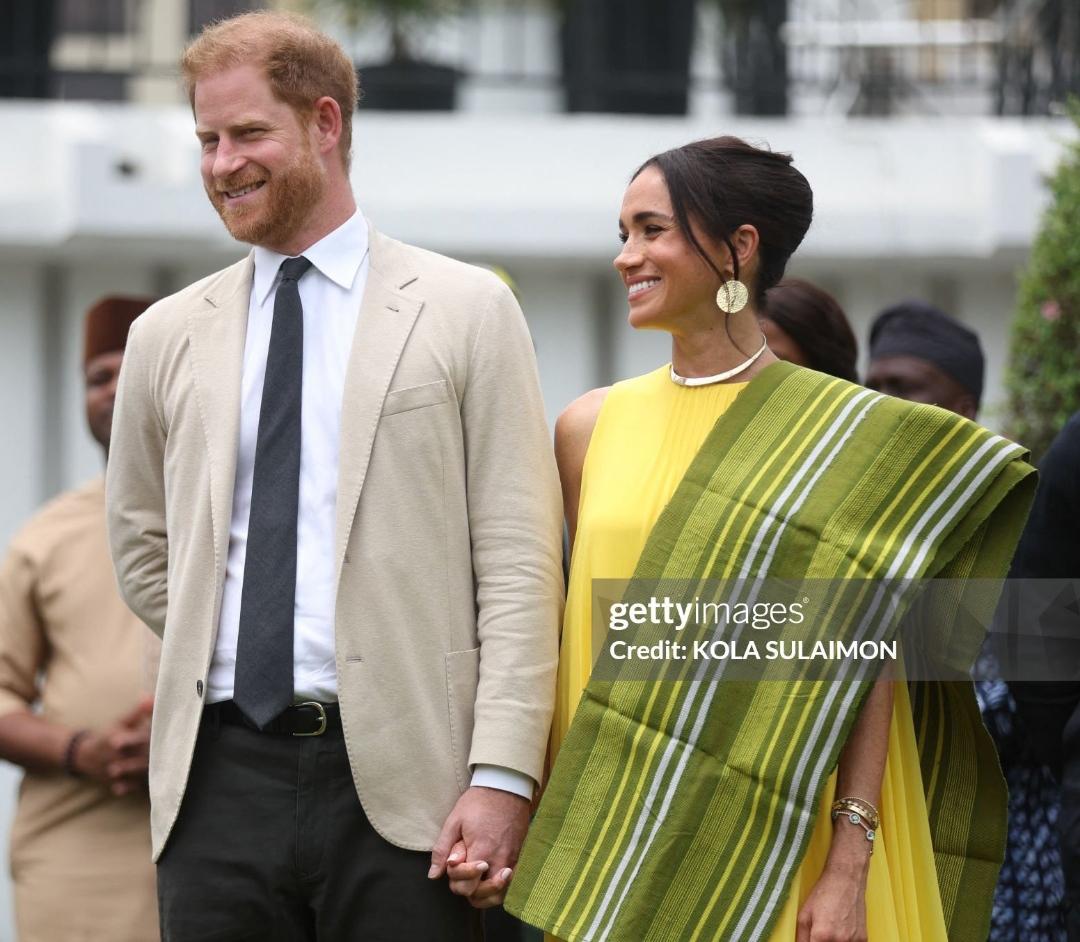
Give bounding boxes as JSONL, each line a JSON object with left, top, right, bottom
{"left": 1005, "top": 102, "right": 1080, "bottom": 462}
{"left": 313, "top": 0, "right": 464, "bottom": 61}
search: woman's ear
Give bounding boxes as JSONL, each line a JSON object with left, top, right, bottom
{"left": 729, "top": 224, "right": 760, "bottom": 275}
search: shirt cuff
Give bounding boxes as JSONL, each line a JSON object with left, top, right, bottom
{"left": 471, "top": 764, "right": 534, "bottom": 801}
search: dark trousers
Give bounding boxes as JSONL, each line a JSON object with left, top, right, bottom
{"left": 157, "top": 708, "right": 484, "bottom": 942}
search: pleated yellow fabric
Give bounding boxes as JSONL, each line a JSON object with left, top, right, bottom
{"left": 546, "top": 365, "right": 948, "bottom": 941}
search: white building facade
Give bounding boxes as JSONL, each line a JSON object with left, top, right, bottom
{"left": 1, "top": 106, "right": 1070, "bottom": 540}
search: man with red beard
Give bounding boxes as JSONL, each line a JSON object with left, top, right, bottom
{"left": 105, "top": 11, "right": 562, "bottom": 941}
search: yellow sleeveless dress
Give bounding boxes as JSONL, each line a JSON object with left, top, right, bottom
{"left": 547, "top": 366, "right": 949, "bottom": 941}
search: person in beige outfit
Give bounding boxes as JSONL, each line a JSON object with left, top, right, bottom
{"left": 0, "top": 295, "right": 160, "bottom": 941}
{"left": 106, "top": 11, "right": 562, "bottom": 941}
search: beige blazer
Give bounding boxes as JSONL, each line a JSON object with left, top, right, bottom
{"left": 106, "top": 226, "right": 563, "bottom": 859}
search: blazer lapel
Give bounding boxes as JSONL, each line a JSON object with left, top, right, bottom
{"left": 334, "top": 234, "right": 421, "bottom": 582}
{"left": 185, "top": 255, "right": 253, "bottom": 584}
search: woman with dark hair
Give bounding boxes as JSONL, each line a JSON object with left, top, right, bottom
{"left": 502, "top": 137, "right": 1035, "bottom": 941}
{"left": 762, "top": 278, "right": 859, "bottom": 382}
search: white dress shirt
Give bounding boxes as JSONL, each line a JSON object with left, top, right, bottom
{"left": 209, "top": 210, "right": 532, "bottom": 799}
{"left": 210, "top": 209, "right": 370, "bottom": 705}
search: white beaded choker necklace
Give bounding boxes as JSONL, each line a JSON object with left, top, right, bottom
{"left": 669, "top": 337, "right": 769, "bottom": 387}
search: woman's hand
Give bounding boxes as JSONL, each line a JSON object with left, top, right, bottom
{"left": 795, "top": 821, "right": 871, "bottom": 942}
{"left": 797, "top": 671, "right": 891, "bottom": 940}
{"left": 795, "top": 850, "right": 869, "bottom": 942}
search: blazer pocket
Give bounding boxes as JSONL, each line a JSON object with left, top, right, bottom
{"left": 445, "top": 646, "right": 480, "bottom": 793}
{"left": 381, "top": 379, "right": 450, "bottom": 417}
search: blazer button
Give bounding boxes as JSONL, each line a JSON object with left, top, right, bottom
{"left": 196, "top": 680, "right": 204, "bottom": 697}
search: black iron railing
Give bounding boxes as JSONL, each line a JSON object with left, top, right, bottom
{"left": 1, "top": 0, "right": 1077, "bottom": 116}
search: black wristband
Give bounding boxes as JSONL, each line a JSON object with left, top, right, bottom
{"left": 63, "top": 730, "right": 89, "bottom": 778}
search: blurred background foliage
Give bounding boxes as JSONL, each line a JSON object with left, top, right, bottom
{"left": 1007, "top": 100, "right": 1080, "bottom": 462}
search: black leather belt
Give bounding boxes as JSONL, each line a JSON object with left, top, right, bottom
{"left": 205, "top": 699, "right": 341, "bottom": 737}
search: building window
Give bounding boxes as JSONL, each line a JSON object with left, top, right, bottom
{"left": 0, "top": 3, "right": 55, "bottom": 98}
{"left": 58, "top": 0, "right": 128, "bottom": 35}
{"left": 52, "top": 71, "right": 127, "bottom": 101}
{"left": 190, "top": 0, "right": 263, "bottom": 35}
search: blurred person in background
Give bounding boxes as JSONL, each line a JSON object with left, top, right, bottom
{"left": 760, "top": 277, "right": 858, "bottom": 381}
{"left": 1006, "top": 411, "right": 1080, "bottom": 940}
{"left": 866, "top": 300, "right": 1066, "bottom": 942}
{"left": 0, "top": 295, "right": 159, "bottom": 941}
{"left": 865, "top": 301, "right": 981, "bottom": 419}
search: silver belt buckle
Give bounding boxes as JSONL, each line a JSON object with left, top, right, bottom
{"left": 292, "top": 701, "right": 327, "bottom": 737}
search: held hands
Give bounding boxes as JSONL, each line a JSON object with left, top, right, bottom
{"left": 71, "top": 696, "right": 154, "bottom": 796}
{"left": 795, "top": 826, "right": 871, "bottom": 942}
{"left": 428, "top": 785, "right": 531, "bottom": 908}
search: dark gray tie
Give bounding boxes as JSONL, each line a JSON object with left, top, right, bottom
{"left": 233, "top": 255, "right": 313, "bottom": 728}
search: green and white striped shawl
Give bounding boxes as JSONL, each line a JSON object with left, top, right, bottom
{"left": 506, "top": 362, "right": 1036, "bottom": 942}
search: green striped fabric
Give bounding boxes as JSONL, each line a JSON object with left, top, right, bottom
{"left": 505, "top": 362, "right": 1035, "bottom": 942}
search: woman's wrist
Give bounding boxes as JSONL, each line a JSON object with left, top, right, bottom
{"left": 825, "top": 822, "right": 873, "bottom": 878}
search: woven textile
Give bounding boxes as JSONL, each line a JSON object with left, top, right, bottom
{"left": 506, "top": 363, "right": 1035, "bottom": 942}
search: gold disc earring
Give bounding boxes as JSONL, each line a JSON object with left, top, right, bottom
{"left": 716, "top": 279, "right": 749, "bottom": 314}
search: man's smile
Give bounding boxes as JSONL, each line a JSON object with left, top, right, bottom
{"left": 220, "top": 179, "right": 267, "bottom": 205}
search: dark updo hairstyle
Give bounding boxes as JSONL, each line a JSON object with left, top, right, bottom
{"left": 634, "top": 136, "right": 814, "bottom": 309}
{"left": 762, "top": 278, "right": 859, "bottom": 382}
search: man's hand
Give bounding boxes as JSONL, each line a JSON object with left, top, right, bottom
{"left": 428, "top": 785, "right": 530, "bottom": 908}
{"left": 72, "top": 696, "right": 154, "bottom": 796}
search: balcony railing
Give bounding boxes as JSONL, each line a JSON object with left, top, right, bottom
{"left": 1, "top": 0, "right": 1076, "bottom": 116}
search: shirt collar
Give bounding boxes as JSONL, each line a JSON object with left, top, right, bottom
{"left": 251, "top": 208, "right": 369, "bottom": 307}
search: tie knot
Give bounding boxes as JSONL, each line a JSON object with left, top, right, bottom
{"left": 279, "top": 256, "right": 312, "bottom": 284}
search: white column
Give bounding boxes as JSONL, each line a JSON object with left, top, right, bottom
{"left": 128, "top": 0, "right": 189, "bottom": 105}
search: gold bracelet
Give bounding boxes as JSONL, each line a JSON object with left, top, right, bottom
{"left": 830, "top": 806, "right": 877, "bottom": 854}
{"left": 831, "top": 796, "right": 879, "bottom": 832}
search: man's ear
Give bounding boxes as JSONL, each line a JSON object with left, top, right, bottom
{"left": 957, "top": 394, "right": 978, "bottom": 422}
{"left": 312, "top": 95, "right": 343, "bottom": 157}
